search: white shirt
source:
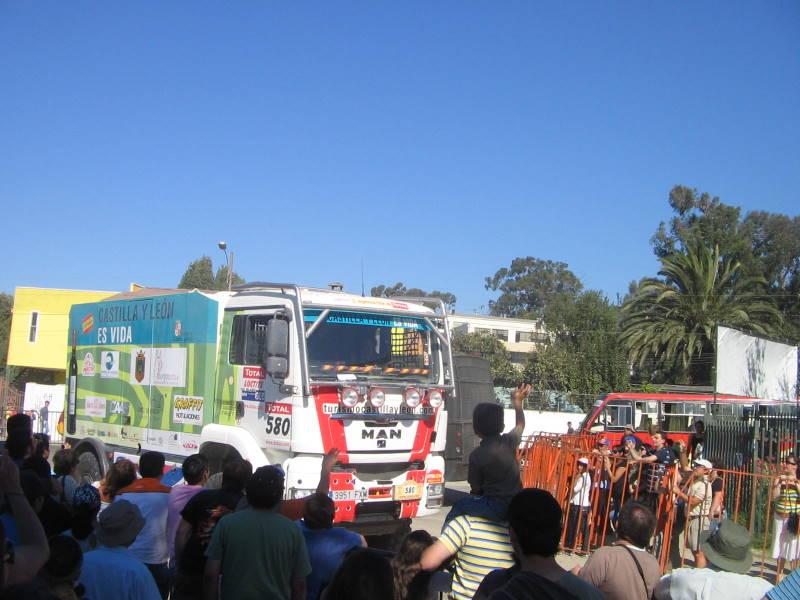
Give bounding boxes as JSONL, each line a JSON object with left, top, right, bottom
{"left": 572, "top": 472, "right": 592, "bottom": 507}
{"left": 655, "top": 568, "right": 773, "bottom": 600}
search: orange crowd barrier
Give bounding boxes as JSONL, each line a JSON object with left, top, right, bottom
{"left": 518, "top": 434, "right": 794, "bottom": 579}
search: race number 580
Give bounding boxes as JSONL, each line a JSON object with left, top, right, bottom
{"left": 265, "top": 415, "right": 291, "bottom": 437}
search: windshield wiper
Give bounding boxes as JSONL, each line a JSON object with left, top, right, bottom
{"left": 304, "top": 309, "right": 330, "bottom": 340}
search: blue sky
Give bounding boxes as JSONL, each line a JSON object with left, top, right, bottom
{"left": 1, "top": 2, "right": 798, "bottom": 313}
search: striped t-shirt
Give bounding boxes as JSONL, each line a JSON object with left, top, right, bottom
{"left": 439, "top": 515, "right": 515, "bottom": 600}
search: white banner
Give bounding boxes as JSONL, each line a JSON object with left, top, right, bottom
{"left": 716, "top": 326, "right": 798, "bottom": 401}
{"left": 129, "top": 348, "right": 187, "bottom": 388}
{"left": 23, "top": 383, "right": 65, "bottom": 412}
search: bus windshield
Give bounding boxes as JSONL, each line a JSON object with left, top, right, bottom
{"left": 304, "top": 309, "right": 439, "bottom": 384}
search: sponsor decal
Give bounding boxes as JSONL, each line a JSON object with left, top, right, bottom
{"left": 82, "top": 353, "right": 96, "bottom": 376}
{"left": 109, "top": 400, "right": 129, "bottom": 417}
{"left": 147, "top": 432, "right": 165, "bottom": 447}
{"left": 264, "top": 403, "right": 292, "bottom": 448}
{"left": 134, "top": 350, "right": 146, "bottom": 383}
{"left": 85, "top": 396, "right": 107, "bottom": 418}
{"left": 182, "top": 440, "right": 199, "bottom": 450}
{"left": 173, "top": 395, "right": 204, "bottom": 425}
{"left": 240, "top": 366, "right": 266, "bottom": 402}
{"left": 331, "top": 404, "right": 434, "bottom": 416}
{"left": 129, "top": 348, "right": 187, "bottom": 387}
{"left": 100, "top": 351, "right": 119, "bottom": 379}
{"left": 426, "top": 470, "right": 443, "bottom": 484}
{"left": 81, "top": 313, "right": 94, "bottom": 334}
{"left": 174, "top": 320, "right": 182, "bottom": 337}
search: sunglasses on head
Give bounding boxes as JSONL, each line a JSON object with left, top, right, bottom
{"left": 785, "top": 460, "right": 797, "bottom": 466}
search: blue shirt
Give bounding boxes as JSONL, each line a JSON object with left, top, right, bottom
{"left": 767, "top": 568, "right": 800, "bottom": 600}
{"left": 298, "top": 521, "right": 362, "bottom": 600}
{"left": 78, "top": 546, "right": 161, "bottom": 600}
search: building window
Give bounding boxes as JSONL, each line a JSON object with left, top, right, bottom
{"left": 491, "top": 329, "right": 508, "bottom": 341}
{"left": 29, "top": 311, "right": 39, "bottom": 343}
{"left": 516, "top": 331, "right": 535, "bottom": 343}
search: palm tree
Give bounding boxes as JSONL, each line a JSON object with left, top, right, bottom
{"left": 620, "top": 242, "right": 782, "bottom": 384}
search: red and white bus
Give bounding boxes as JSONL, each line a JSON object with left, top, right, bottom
{"left": 578, "top": 392, "right": 796, "bottom": 448}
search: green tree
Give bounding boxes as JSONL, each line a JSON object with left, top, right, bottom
{"left": 524, "top": 291, "right": 629, "bottom": 402}
{"left": 620, "top": 242, "right": 782, "bottom": 385}
{"left": 452, "top": 331, "right": 521, "bottom": 386}
{"left": 178, "top": 256, "right": 215, "bottom": 290}
{"left": 652, "top": 186, "right": 800, "bottom": 342}
{"left": 484, "top": 257, "right": 583, "bottom": 318}
{"left": 370, "top": 282, "right": 456, "bottom": 312}
{"left": 214, "top": 266, "right": 245, "bottom": 290}
{"left": 0, "top": 293, "right": 12, "bottom": 369}
{"left": 178, "top": 256, "right": 245, "bottom": 291}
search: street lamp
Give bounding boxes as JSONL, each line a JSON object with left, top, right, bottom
{"left": 217, "top": 241, "right": 233, "bottom": 291}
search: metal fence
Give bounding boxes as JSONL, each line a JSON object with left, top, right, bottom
{"left": 518, "top": 433, "right": 797, "bottom": 581}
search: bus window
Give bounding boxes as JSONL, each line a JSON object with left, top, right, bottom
{"left": 661, "top": 401, "right": 705, "bottom": 432}
{"left": 604, "top": 403, "right": 633, "bottom": 430}
{"left": 634, "top": 401, "right": 655, "bottom": 432}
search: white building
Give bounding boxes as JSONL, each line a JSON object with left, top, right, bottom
{"left": 447, "top": 313, "right": 548, "bottom": 365}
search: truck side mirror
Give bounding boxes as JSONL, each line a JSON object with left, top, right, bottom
{"left": 265, "top": 318, "right": 290, "bottom": 381}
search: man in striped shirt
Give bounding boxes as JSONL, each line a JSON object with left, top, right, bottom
{"left": 420, "top": 512, "right": 515, "bottom": 600}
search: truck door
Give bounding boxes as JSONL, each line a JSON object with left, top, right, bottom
{"left": 218, "top": 308, "right": 300, "bottom": 454}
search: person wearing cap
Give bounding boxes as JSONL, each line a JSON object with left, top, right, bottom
{"left": 78, "top": 499, "right": 161, "bottom": 600}
{"left": 564, "top": 457, "right": 593, "bottom": 552}
{"left": 654, "top": 519, "right": 773, "bottom": 599}
{"left": 672, "top": 459, "right": 713, "bottom": 569}
{"left": 204, "top": 465, "right": 311, "bottom": 600}
{"left": 64, "top": 483, "right": 102, "bottom": 553}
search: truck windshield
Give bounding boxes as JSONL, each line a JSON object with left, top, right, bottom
{"left": 304, "top": 309, "right": 438, "bottom": 383}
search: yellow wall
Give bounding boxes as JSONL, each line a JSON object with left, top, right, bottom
{"left": 7, "top": 287, "right": 116, "bottom": 371}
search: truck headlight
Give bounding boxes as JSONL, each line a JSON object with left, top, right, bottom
{"left": 368, "top": 387, "right": 386, "bottom": 408}
{"left": 404, "top": 387, "right": 421, "bottom": 408}
{"left": 427, "top": 390, "right": 443, "bottom": 408}
{"left": 341, "top": 387, "right": 359, "bottom": 408}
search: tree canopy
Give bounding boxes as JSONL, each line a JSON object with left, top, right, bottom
{"left": 0, "top": 293, "right": 12, "bottom": 369}
{"left": 452, "top": 331, "right": 521, "bottom": 387}
{"left": 484, "top": 257, "right": 583, "bottom": 318}
{"left": 370, "top": 283, "right": 456, "bottom": 312}
{"left": 524, "top": 291, "right": 629, "bottom": 402}
{"left": 178, "top": 256, "right": 245, "bottom": 291}
{"left": 620, "top": 241, "right": 782, "bottom": 385}
{"left": 652, "top": 186, "right": 800, "bottom": 342}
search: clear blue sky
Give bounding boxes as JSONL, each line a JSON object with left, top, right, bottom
{"left": 2, "top": 2, "right": 798, "bottom": 313}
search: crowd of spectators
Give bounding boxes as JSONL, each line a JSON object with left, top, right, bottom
{"left": 1, "top": 400, "right": 799, "bottom": 600}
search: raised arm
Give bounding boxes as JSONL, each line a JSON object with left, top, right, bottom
{"left": 315, "top": 448, "right": 340, "bottom": 495}
{"left": 511, "top": 383, "right": 531, "bottom": 439}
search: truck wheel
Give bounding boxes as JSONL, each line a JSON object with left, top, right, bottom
{"left": 76, "top": 448, "right": 102, "bottom": 485}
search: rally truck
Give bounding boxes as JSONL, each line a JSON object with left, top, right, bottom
{"left": 65, "top": 283, "right": 454, "bottom": 533}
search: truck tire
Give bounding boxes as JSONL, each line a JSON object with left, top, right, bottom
{"left": 75, "top": 447, "right": 103, "bottom": 485}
